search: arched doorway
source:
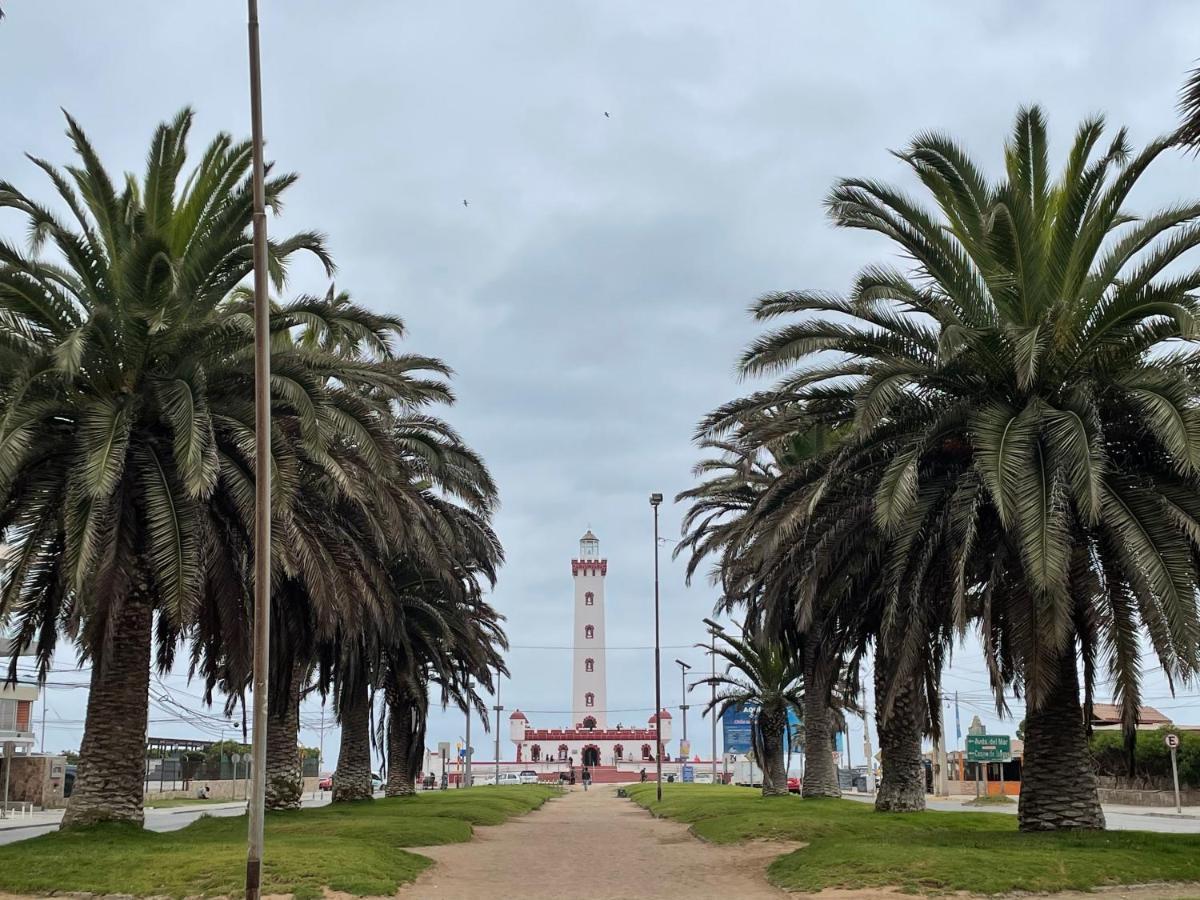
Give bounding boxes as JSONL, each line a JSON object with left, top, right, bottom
{"left": 582, "top": 745, "right": 600, "bottom": 767}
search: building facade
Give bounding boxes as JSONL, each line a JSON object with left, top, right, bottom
{"left": 510, "top": 530, "right": 671, "bottom": 769}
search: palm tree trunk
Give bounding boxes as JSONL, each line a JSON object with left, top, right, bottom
{"left": 385, "top": 695, "right": 416, "bottom": 797}
{"left": 1018, "top": 649, "right": 1104, "bottom": 831}
{"left": 61, "top": 592, "right": 153, "bottom": 828}
{"left": 332, "top": 678, "right": 373, "bottom": 803}
{"left": 801, "top": 642, "right": 841, "bottom": 798}
{"left": 264, "top": 660, "right": 304, "bottom": 811}
{"left": 874, "top": 652, "right": 926, "bottom": 812}
{"left": 759, "top": 705, "right": 789, "bottom": 797}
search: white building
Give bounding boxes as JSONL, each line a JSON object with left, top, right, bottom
{"left": 509, "top": 530, "right": 671, "bottom": 769}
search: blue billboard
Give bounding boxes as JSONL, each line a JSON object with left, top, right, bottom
{"left": 722, "top": 706, "right": 754, "bottom": 753}
{"left": 723, "top": 705, "right": 803, "bottom": 755}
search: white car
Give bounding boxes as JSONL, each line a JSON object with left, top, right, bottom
{"left": 519, "top": 770, "right": 540, "bottom": 784}
{"left": 496, "top": 772, "right": 522, "bottom": 786}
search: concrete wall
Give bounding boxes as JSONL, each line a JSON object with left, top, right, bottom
{"left": 145, "top": 776, "right": 321, "bottom": 801}
{"left": 4, "top": 755, "right": 68, "bottom": 809}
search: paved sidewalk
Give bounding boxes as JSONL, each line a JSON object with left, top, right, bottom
{"left": 402, "top": 785, "right": 794, "bottom": 899}
{"left": 844, "top": 793, "right": 1200, "bottom": 833}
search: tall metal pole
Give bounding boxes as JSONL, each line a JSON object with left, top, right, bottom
{"left": 650, "top": 493, "right": 663, "bottom": 802}
{"left": 674, "top": 659, "right": 691, "bottom": 751}
{"left": 493, "top": 668, "right": 503, "bottom": 786}
{"left": 711, "top": 631, "right": 717, "bottom": 783}
{"left": 464, "top": 679, "right": 473, "bottom": 788}
{"left": 245, "top": 2, "right": 273, "bottom": 898}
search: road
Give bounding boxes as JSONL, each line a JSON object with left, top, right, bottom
{"left": 844, "top": 792, "right": 1200, "bottom": 833}
{"left": 0, "top": 792, "right": 340, "bottom": 846}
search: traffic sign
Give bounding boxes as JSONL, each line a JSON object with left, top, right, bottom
{"left": 1166, "top": 733, "right": 1181, "bottom": 750}
{"left": 965, "top": 734, "right": 1011, "bottom": 762}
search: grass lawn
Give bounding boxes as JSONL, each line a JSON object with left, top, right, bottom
{"left": 0, "top": 786, "right": 557, "bottom": 898}
{"left": 627, "top": 783, "right": 1200, "bottom": 895}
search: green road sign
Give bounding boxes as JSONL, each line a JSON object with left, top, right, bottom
{"left": 965, "top": 734, "right": 1011, "bottom": 762}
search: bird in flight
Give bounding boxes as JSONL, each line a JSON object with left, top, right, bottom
{"left": 604, "top": 111, "right": 610, "bottom": 118}
{"left": 463, "top": 199, "right": 469, "bottom": 207}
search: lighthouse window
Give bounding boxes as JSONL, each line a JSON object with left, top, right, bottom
{"left": 585, "top": 658, "right": 594, "bottom": 672}
{"left": 583, "top": 716, "right": 597, "bottom": 729}
{"left": 585, "top": 592, "right": 594, "bottom": 606}
{"left": 585, "top": 692, "right": 595, "bottom": 707}
{"left": 585, "top": 625, "right": 594, "bottom": 639}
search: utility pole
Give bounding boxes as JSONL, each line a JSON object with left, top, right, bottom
{"left": 675, "top": 659, "right": 691, "bottom": 754}
{"left": 650, "top": 492, "right": 664, "bottom": 802}
{"left": 464, "top": 679, "right": 473, "bottom": 788}
{"left": 493, "top": 667, "right": 503, "bottom": 786}
{"left": 39, "top": 691, "right": 46, "bottom": 754}
{"left": 244, "top": 3, "right": 273, "bottom": 897}
{"left": 703, "top": 618, "right": 723, "bottom": 785}
{"left": 861, "top": 655, "right": 874, "bottom": 793}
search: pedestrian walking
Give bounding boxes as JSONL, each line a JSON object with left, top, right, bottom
{"left": 582, "top": 766, "right": 591, "bottom": 791}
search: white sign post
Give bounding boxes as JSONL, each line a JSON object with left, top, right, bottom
{"left": 1166, "top": 733, "right": 1182, "bottom": 814}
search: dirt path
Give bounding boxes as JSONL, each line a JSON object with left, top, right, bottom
{"left": 400, "top": 784, "right": 795, "bottom": 899}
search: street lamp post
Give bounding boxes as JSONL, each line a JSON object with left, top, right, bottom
{"left": 703, "top": 618, "right": 723, "bottom": 784}
{"left": 245, "top": 2, "right": 273, "bottom": 898}
{"left": 649, "top": 492, "right": 664, "bottom": 802}
{"left": 464, "top": 678, "right": 473, "bottom": 788}
{"left": 674, "top": 659, "right": 691, "bottom": 754}
{"left": 493, "top": 667, "right": 503, "bottom": 787}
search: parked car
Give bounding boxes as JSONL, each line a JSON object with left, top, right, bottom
{"left": 519, "top": 770, "right": 540, "bottom": 784}
{"left": 787, "top": 776, "right": 801, "bottom": 793}
{"left": 64, "top": 765, "right": 76, "bottom": 798}
{"left": 318, "top": 775, "right": 333, "bottom": 791}
{"left": 497, "top": 772, "right": 522, "bottom": 786}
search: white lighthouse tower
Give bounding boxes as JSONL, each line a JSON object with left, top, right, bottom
{"left": 572, "top": 530, "right": 608, "bottom": 729}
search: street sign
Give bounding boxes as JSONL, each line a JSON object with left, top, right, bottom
{"left": 1166, "top": 733, "right": 1181, "bottom": 750}
{"left": 965, "top": 734, "right": 1011, "bottom": 762}
{"left": 681, "top": 765, "right": 694, "bottom": 783}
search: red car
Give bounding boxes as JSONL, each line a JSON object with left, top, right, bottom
{"left": 787, "top": 777, "right": 801, "bottom": 794}
{"left": 318, "top": 775, "right": 333, "bottom": 791}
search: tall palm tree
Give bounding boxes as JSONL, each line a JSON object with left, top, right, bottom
{"left": 678, "top": 433, "right": 855, "bottom": 798}
{"left": 0, "top": 110, "right": 333, "bottom": 827}
{"left": 191, "top": 293, "right": 476, "bottom": 810}
{"left": 694, "top": 625, "right": 806, "bottom": 797}
{"left": 736, "top": 107, "right": 1200, "bottom": 830}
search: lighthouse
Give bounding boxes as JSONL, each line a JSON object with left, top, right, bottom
{"left": 506, "top": 528, "right": 672, "bottom": 771}
{"left": 572, "top": 530, "right": 608, "bottom": 729}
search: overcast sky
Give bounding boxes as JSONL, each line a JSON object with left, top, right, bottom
{"left": 4, "top": 1, "right": 1200, "bottom": 773}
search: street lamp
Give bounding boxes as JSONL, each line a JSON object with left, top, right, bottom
{"left": 493, "top": 666, "right": 503, "bottom": 788}
{"left": 674, "top": 659, "right": 691, "bottom": 755}
{"left": 702, "top": 618, "right": 723, "bottom": 784}
{"left": 649, "top": 492, "right": 664, "bottom": 802}
{"left": 245, "top": 3, "right": 273, "bottom": 898}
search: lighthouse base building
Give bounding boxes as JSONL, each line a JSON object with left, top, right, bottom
{"left": 508, "top": 711, "right": 671, "bottom": 769}
{"left": 509, "top": 529, "right": 672, "bottom": 771}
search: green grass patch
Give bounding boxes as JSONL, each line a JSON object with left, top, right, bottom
{"left": 0, "top": 786, "right": 557, "bottom": 898}
{"left": 627, "top": 783, "right": 1200, "bottom": 894}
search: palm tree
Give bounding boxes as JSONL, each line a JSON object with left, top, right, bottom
{"left": 0, "top": 110, "right": 333, "bottom": 827}
{"left": 678, "top": 433, "right": 854, "bottom": 798}
{"left": 191, "top": 293, "right": 479, "bottom": 810}
{"left": 736, "top": 107, "right": 1200, "bottom": 830}
{"left": 694, "top": 625, "right": 805, "bottom": 797}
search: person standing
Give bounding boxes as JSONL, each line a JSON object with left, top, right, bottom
{"left": 582, "top": 766, "right": 592, "bottom": 791}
